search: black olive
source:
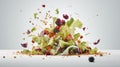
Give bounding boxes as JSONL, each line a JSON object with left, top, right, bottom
{"left": 88, "top": 56, "right": 95, "bottom": 62}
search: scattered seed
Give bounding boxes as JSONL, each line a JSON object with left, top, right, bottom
{"left": 13, "top": 56, "right": 16, "bottom": 58}
{"left": 100, "top": 53, "right": 103, "bottom": 56}
{"left": 78, "top": 55, "right": 80, "bottom": 57}
{"left": 3, "top": 56, "right": 5, "bottom": 58}
{"left": 42, "top": 58, "right": 45, "bottom": 60}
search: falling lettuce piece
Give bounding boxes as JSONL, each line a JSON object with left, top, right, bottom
{"left": 78, "top": 41, "right": 87, "bottom": 52}
{"left": 50, "top": 49, "right": 56, "bottom": 55}
{"left": 55, "top": 8, "right": 59, "bottom": 14}
{"left": 72, "top": 19, "right": 83, "bottom": 28}
{"left": 22, "top": 49, "right": 30, "bottom": 54}
{"left": 69, "top": 19, "right": 83, "bottom": 35}
{"left": 53, "top": 17, "right": 57, "bottom": 23}
{"left": 53, "top": 17, "right": 57, "bottom": 27}
{"left": 90, "top": 47, "right": 98, "bottom": 54}
{"left": 48, "top": 38, "right": 54, "bottom": 46}
{"left": 59, "top": 40, "right": 72, "bottom": 48}
{"left": 31, "top": 27, "right": 36, "bottom": 32}
{"left": 74, "top": 33, "right": 80, "bottom": 40}
{"left": 34, "top": 13, "right": 38, "bottom": 19}
{"left": 67, "top": 17, "right": 74, "bottom": 27}
{"left": 32, "top": 36, "right": 41, "bottom": 44}
{"left": 31, "top": 50, "right": 41, "bottom": 55}
{"left": 59, "top": 25, "right": 70, "bottom": 39}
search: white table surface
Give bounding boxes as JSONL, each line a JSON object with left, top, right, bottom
{"left": 0, "top": 50, "right": 120, "bottom": 67}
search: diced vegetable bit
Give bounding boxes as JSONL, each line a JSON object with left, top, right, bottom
{"left": 49, "top": 32, "right": 55, "bottom": 38}
{"left": 60, "top": 20, "right": 65, "bottom": 25}
{"left": 69, "top": 47, "right": 80, "bottom": 54}
{"left": 63, "top": 14, "right": 69, "bottom": 19}
{"left": 55, "top": 18, "right": 61, "bottom": 26}
{"left": 53, "top": 17, "right": 57, "bottom": 27}
{"left": 45, "top": 50, "right": 51, "bottom": 55}
{"left": 80, "top": 35, "right": 83, "bottom": 39}
{"left": 31, "top": 50, "right": 40, "bottom": 55}
{"left": 21, "top": 43, "right": 28, "bottom": 48}
{"left": 32, "top": 36, "right": 41, "bottom": 44}
{"left": 90, "top": 47, "right": 98, "bottom": 54}
{"left": 42, "top": 4, "right": 46, "bottom": 8}
{"left": 67, "top": 17, "right": 74, "bottom": 27}
{"left": 35, "top": 48, "right": 41, "bottom": 52}
{"left": 34, "top": 13, "right": 38, "bottom": 19}
{"left": 32, "top": 40, "right": 35, "bottom": 43}
{"left": 55, "top": 8, "right": 59, "bottom": 14}
{"left": 65, "top": 34, "right": 72, "bottom": 41}
{"left": 55, "top": 18, "right": 65, "bottom": 27}
{"left": 82, "top": 27, "right": 86, "bottom": 31}
{"left": 93, "top": 39, "right": 100, "bottom": 45}
{"left": 44, "top": 29, "right": 49, "bottom": 35}
{"left": 54, "top": 27, "right": 59, "bottom": 34}
{"left": 22, "top": 49, "right": 30, "bottom": 54}
{"left": 78, "top": 41, "right": 87, "bottom": 52}
{"left": 74, "top": 33, "right": 80, "bottom": 40}
{"left": 26, "top": 30, "right": 31, "bottom": 34}
{"left": 31, "top": 27, "right": 36, "bottom": 32}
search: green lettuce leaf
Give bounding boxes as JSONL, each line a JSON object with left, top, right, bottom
{"left": 34, "top": 13, "right": 38, "bottom": 19}
{"left": 74, "top": 33, "right": 80, "bottom": 40}
{"left": 31, "top": 27, "right": 36, "bottom": 32}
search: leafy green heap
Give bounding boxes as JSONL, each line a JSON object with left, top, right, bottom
{"left": 21, "top": 9, "right": 98, "bottom": 56}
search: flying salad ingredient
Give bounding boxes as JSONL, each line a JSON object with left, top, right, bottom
{"left": 21, "top": 5, "right": 101, "bottom": 56}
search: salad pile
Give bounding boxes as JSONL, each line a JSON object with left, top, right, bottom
{"left": 21, "top": 5, "right": 100, "bottom": 56}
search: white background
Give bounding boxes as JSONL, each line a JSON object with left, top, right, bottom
{"left": 0, "top": 0, "right": 120, "bottom": 50}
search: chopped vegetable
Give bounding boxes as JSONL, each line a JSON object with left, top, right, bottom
{"left": 55, "top": 8, "right": 59, "bottom": 14}
{"left": 21, "top": 8, "right": 100, "bottom": 56}
{"left": 21, "top": 43, "right": 28, "bottom": 48}
{"left": 31, "top": 27, "right": 36, "bottom": 32}
{"left": 63, "top": 14, "right": 69, "bottom": 19}
{"left": 34, "top": 13, "right": 38, "bottom": 19}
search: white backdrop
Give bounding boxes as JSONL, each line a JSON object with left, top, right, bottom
{"left": 0, "top": 0, "right": 120, "bottom": 50}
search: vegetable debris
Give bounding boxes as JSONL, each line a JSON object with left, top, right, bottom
{"left": 20, "top": 4, "right": 101, "bottom": 56}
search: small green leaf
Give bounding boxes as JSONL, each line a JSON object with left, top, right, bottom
{"left": 53, "top": 17, "right": 57, "bottom": 27}
{"left": 67, "top": 17, "right": 74, "bottom": 27}
{"left": 78, "top": 41, "right": 87, "bottom": 52}
{"left": 34, "top": 13, "right": 38, "bottom": 19}
{"left": 31, "top": 27, "right": 36, "bottom": 32}
{"left": 55, "top": 8, "right": 59, "bottom": 14}
{"left": 32, "top": 36, "right": 41, "bottom": 44}
{"left": 90, "top": 47, "right": 98, "bottom": 54}
{"left": 22, "top": 49, "right": 30, "bottom": 54}
{"left": 74, "top": 33, "right": 80, "bottom": 40}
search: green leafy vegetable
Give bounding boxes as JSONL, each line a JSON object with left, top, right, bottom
{"left": 22, "top": 49, "right": 30, "bottom": 54}
{"left": 34, "top": 13, "right": 38, "bottom": 19}
{"left": 90, "top": 47, "right": 98, "bottom": 54}
{"left": 78, "top": 41, "right": 87, "bottom": 52}
{"left": 67, "top": 17, "right": 74, "bottom": 27}
{"left": 55, "top": 8, "right": 59, "bottom": 14}
{"left": 74, "top": 33, "right": 80, "bottom": 40}
{"left": 31, "top": 27, "right": 36, "bottom": 32}
{"left": 21, "top": 8, "right": 100, "bottom": 56}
